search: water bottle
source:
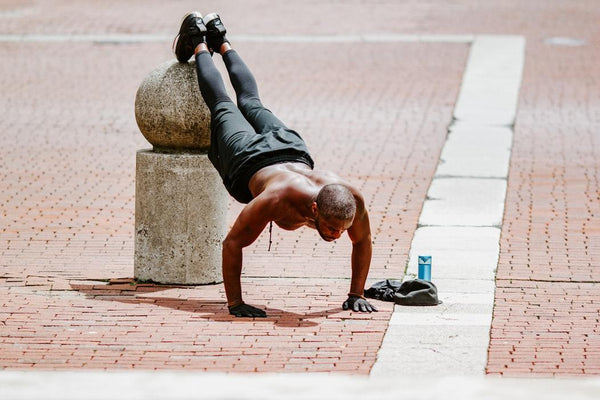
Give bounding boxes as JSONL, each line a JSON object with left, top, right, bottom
{"left": 418, "top": 255, "right": 432, "bottom": 281}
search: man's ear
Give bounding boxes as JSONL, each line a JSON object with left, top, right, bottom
{"left": 311, "top": 202, "right": 318, "bottom": 216}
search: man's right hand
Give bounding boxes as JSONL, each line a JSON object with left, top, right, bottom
{"left": 343, "top": 295, "right": 378, "bottom": 312}
{"left": 228, "top": 303, "right": 267, "bottom": 318}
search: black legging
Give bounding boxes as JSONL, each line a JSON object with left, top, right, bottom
{"left": 193, "top": 49, "right": 314, "bottom": 204}
{"left": 194, "top": 50, "right": 287, "bottom": 134}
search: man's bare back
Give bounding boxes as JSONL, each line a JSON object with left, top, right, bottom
{"left": 248, "top": 162, "right": 354, "bottom": 232}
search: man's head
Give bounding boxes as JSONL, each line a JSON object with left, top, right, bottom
{"left": 312, "top": 184, "right": 357, "bottom": 242}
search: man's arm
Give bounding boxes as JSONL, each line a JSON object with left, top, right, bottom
{"left": 221, "top": 194, "right": 273, "bottom": 316}
{"left": 347, "top": 204, "right": 373, "bottom": 296}
{"left": 346, "top": 195, "right": 377, "bottom": 312}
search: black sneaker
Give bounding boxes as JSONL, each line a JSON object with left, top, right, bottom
{"left": 172, "top": 12, "right": 208, "bottom": 63}
{"left": 203, "top": 13, "right": 229, "bottom": 53}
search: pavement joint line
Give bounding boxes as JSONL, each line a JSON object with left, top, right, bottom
{"left": 242, "top": 276, "right": 351, "bottom": 280}
{"left": 496, "top": 278, "right": 600, "bottom": 284}
{"left": 388, "top": 312, "right": 493, "bottom": 327}
{"left": 370, "top": 34, "right": 525, "bottom": 377}
{"left": 430, "top": 175, "right": 509, "bottom": 180}
{"left": 417, "top": 224, "right": 502, "bottom": 228}
{"left": 0, "top": 33, "right": 476, "bottom": 44}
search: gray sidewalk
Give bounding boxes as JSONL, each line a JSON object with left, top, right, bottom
{"left": 2, "top": 371, "right": 600, "bottom": 400}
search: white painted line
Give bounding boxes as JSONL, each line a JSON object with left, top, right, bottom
{"left": 371, "top": 333, "right": 491, "bottom": 376}
{"left": 0, "top": 33, "right": 172, "bottom": 43}
{"left": 418, "top": 178, "right": 507, "bottom": 227}
{"left": 0, "top": 33, "right": 474, "bottom": 44}
{"left": 235, "top": 33, "right": 475, "bottom": 43}
{"left": 544, "top": 37, "right": 586, "bottom": 47}
{"left": 453, "top": 35, "right": 526, "bottom": 126}
{"left": 389, "top": 312, "right": 492, "bottom": 326}
{"left": 406, "top": 227, "right": 500, "bottom": 279}
{"left": 436, "top": 292, "right": 496, "bottom": 305}
{"left": 409, "top": 226, "right": 501, "bottom": 251}
{"left": 436, "top": 124, "right": 513, "bottom": 178}
{"left": 406, "top": 250, "right": 499, "bottom": 280}
{"left": 371, "top": 35, "right": 525, "bottom": 377}
{"left": 423, "top": 278, "right": 496, "bottom": 294}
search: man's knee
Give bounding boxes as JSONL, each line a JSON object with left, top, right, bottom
{"left": 237, "top": 96, "right": 263, "bottom": 116}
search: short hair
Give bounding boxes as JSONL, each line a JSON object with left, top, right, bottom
{"left": 315, "top": 184, "right": 356, "bottom": 221}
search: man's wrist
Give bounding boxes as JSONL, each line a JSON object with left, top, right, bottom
{"left": 228, "top": 300, "right": 244, "bottom": 308}
{"left": 347, "top": 292, "right": 365, "bottom": 299}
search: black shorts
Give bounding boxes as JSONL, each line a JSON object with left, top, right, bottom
{"left": 208, "top": 101, "right": 314, "bottom": 204}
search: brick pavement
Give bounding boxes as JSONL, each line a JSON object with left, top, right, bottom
{"left": 2, "top": 0, "right": 599, "bottom": 378}
{"left": 337, "top": 0, "right": 600, "bottom": 377}
{"left": 0, "top": 1, "right": 467, "bottom": 372}
{"left": 486, "top": 39, "right": 600, "bottom": 376}
{"left": 389, "top": 0, "right": 600, "bottom": 377}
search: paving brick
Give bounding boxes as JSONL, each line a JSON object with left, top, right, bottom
{"left": 4, "top": 0, "right": 598, "bottom": 378}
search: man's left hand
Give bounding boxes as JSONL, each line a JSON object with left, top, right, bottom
{"left": 343, "top": 296, "right": 378, "bottom": 312}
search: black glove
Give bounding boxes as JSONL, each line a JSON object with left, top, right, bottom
{"left": 343, "top": 295, "right": 378, "bottom": 312}
{"left": 228, "top": 303, "right": 267, "bottom": 318}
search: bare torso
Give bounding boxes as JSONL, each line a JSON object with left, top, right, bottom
{"left": 248, "top": 162, "right": 350, "bottom": 230}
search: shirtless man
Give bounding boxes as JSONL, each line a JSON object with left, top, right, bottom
{"left": 173, "top": 12, "right": 377, "bottom": 317}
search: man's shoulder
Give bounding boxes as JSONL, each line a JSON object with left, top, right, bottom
{"left": 267, "top": 176, "right": 315, "bottom": 201}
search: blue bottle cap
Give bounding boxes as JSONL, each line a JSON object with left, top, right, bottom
{"left": 418, "top": 255, "right": 432, "bottom": 264}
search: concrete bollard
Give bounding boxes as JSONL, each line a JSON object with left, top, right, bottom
{"left": 135, "top": 59, "right": 212, "bottom": 152}
{"left": 134, "top": 150, "right": 226, "bottom": 284}
{"left": 133, "top": 59, "right": 226, "bottom": 284}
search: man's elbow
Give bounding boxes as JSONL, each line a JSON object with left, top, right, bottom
{"left": 222, "top": 237, "right": 237, "bottom": 252}
{"left": 222, "top": 236, "right": 248, "bottom": 253}
{"left": 353, "top": 233, "right": 372, "bottom": 247}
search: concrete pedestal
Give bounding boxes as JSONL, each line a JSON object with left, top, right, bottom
{"left": 134, "top": 59, "right": 211, "bottom": 152}
{"left": 134, "top": 150, "right": 226, "bottom": 284}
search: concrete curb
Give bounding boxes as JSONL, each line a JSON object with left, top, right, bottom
{"left": 2, "top": 371, "right": 600, "bottom": 400}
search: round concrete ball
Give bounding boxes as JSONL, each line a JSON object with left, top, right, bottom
{"left": 135, "top": 59, "right": 211, "bottom": 152}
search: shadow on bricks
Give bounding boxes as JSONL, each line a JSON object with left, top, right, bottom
{"left": 70, "top": 282, "right": 344, "bottom": 327}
